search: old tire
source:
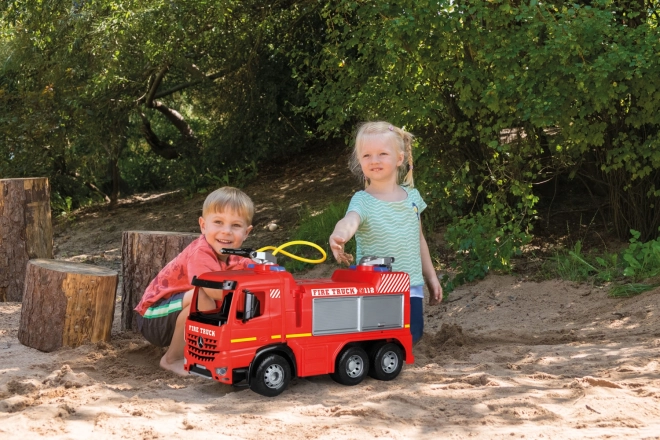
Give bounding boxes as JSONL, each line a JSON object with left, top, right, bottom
{"left": 330, "top": 346, "right": 369, "bottom": 386}
{"left": 251, "top": 354, "right": 291, "bottom": 397}
{"left": 369, "top": 343, "right": 403, "bottom": 381}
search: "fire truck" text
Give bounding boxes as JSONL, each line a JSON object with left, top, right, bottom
{"left": 311, "top": 287, "right": 358, "bottom": 296}
{"left": 188, "top": 324, "right": 216, "bottom": 337}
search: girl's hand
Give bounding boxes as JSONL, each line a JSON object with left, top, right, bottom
{"left": 427, "top": 277, "right": 443, "bottom": 306}
{"left": 329, "top": 234, "right": 354, "bottom": 265}
{"left": 329, "top": 212, "right": 361, "bottom": 265}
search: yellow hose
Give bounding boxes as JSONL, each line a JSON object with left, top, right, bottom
{"left": 257, "top": 240, "right": 327, "bottom": 264}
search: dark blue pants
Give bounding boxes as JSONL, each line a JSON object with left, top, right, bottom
{"left": 410, "top": 297, "right": 424, "bottom": 344}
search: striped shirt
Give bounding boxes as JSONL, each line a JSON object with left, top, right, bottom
{"left": 347, "top": 186, "right": 427, "bottom": 291}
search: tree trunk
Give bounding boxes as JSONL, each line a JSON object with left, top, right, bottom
{"left": 0, "top": 178, "right": 54, "bottom": 302}
{"left": 18, "top": 259, "right": 118, "bottom": 352}
{"left": 121, "top": 231, "right": 199, "bottom": 332}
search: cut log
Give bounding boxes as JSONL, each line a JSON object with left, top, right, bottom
{"left": 0, "top": 178, "right": 54, "bottom": 302}
{"left": 18, "top": 259, "right": 118, "bottom": 352}
{"left": 121, "top": 231, "right": 199, "bottom": 332}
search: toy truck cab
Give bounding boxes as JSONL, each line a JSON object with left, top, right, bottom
{"left": 184, "top": 256, "right": 414, "bottom": 397}
{"left": 185, "top": 264, "right": 292, "bottom": 385}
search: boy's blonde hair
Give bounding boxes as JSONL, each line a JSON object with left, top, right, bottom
{"left": 349, "top": 121, "right": 415, "bottom": 188}
{"left": 202, "top": 186, "right": 254, "bottom": 223}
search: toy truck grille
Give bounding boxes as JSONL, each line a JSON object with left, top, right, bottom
{"left": 185, "top": 334, "right": 219, "bottom": 362}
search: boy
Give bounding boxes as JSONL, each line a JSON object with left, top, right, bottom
{"left": 135, "top": 186, "right": 254, "bottom": 376}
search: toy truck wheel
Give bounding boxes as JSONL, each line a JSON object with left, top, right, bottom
{"left": 369, "top": 343, "right": 403, "bottom": 381}
{"left": 251, "top": 354, "right": 291, "bottom": 397}
{"left": 330, "top": 346, "right": 370, "bottom": 386}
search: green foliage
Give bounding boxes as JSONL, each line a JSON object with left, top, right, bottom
{"left": 50, "top": 192, "right": 73, "bottom": 217}
{"left": 1, "top": 0, "right": 315, "bottom": 208}
{"left": 543, "top": 229, "right": 660, "bottom": 296}
{"left": 443, "top": 211, "right": 531, "bottom": 292}
{"left": 609, "top": 283, "right": 660, "bottom": 298}
{"left": 620, "top": 229, "right": 660, "bottom": 281}
{"left": 544, "top": 241, "right": 618, "bottom": 283}
{"left": 3, "top": 0, "right": 660, "bottom": 291}
{"left": 283, "top": 201, "right": 355, "bottom": 272}
{"left": 289, "top": 0, "right": 660, "bottom": 278}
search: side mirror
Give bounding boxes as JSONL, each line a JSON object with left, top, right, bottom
{"left": 243, "top": 290, "right": 260, "bottom": 322}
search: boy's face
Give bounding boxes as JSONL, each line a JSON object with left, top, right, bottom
{"left": 199, "top": 209, "right": 252, "bottom": 261}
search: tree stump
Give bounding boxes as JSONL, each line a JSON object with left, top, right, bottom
{"left": 0, "top": 178, "right": 54, "bottom": 302}
{"left": 121, "top": 231, "right": 199, "bottom": 332}
{"left": 18, "top": 259, "right": 118, "bottom": 352}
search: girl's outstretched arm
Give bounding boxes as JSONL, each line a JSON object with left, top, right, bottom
{"left": 329, "top": 211, "right": 361, "bottom": 264}
{"left": 420, "top": 225, "right": 443, "bottom": 305}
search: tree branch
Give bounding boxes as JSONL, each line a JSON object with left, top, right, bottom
{"left": 145, "top": 65, "right": 169, "bottom": 108}
{"left": 153, "top": 69, "right": 227, "bottom": 100}
{"left": 137, "top": 66, "right": 240, "bottom": 104}
{"left": 151, "top": 101, "right": 196, "bottom": 140}
{"left": 139, "top": 112, "right": 181, "bottom": 160}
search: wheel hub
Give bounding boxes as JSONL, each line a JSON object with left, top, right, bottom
{"left": 346, "top": 355, "right": 364, "bottom": 378}
{"left": 381, "top": 350, "right": 399, "bottom": 373}
{"left": 264, "top": 364, "right": 285, "bottom": 388}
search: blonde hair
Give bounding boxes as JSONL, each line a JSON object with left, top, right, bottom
{"left": 202, "top": 186, "right": 254, "bottom": 223}
{"left": 349, "top": 121, "right": 415, "bottom": 188}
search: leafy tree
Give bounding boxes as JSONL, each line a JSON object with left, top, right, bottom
{"left": 290, "top": 0, "right": 660, "bottom": 283}
{"left": 3, "top": 0, "right": 660, "bottom": 291}
{"left": 1, "top": 0, "right": 313, "bottom": 205}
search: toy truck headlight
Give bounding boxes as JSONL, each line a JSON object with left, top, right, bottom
{"left": 183, "top": 358, "right": 187, "bottom": 365}
{"left": 215, "top": 367, "right": 228, "bottom": 376}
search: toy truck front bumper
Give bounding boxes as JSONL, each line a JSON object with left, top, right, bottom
{"left": 184, "top": 326, "right": 232, "bottom": 382}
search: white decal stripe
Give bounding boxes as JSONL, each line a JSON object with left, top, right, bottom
{"left": 269, "top": 289, "right": 281, "bottom": 298}
{"left": 379, "top": 275, "right": 393, "bottom": 292}
{"left": 386, "top": 274, "right": 404, "bottom": 292}
{"left": 379, "top": 275, "right": 389, "bottom": 292}
{"left": 378, "top": 274, "right": 410, "bottom": 293}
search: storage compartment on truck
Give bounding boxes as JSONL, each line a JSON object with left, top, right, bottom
{"left": 312, "top": 294, "right": 404, "bottom": 336}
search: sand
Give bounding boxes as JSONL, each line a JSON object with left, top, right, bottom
{"left": 2, "top": 272, "right": 659, "bottom": 439}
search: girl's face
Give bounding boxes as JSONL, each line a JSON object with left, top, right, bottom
{"left": 358, "top": 134, "right": 404, "bottom": 185}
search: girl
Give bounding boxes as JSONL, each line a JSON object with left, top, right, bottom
{"left": 329, "top": 121, "right": 442, "bottom": 344}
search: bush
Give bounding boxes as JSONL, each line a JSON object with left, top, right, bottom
{"left": 542, "top": 229, "right": 660, "bottom": 297}
{"left": 443, "top": 211, "right": 532, "bottom": 293}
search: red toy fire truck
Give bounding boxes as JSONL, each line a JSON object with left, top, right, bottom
{"left": 183, "top": 245, "right": 414, "bottom": 397}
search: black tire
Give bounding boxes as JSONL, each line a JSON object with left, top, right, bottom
{"left": 369, "top": 343, "right": 404, "bottom": 381}
{"left": 250, "top": 354, "right": 291, "bottom": 397}
{"left": 330, "top": 346, "right": 370, "bottom": 386}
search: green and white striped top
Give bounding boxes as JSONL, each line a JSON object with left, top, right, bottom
{"left": 347, "top": 186, "right": 427, "bottom": 289}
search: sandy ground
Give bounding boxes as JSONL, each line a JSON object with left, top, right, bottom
{"left": 2, "top": 149, "right": 660, "bottom": 438}
{"left": 1, "top": 271, "right": 659, "bottom": 439}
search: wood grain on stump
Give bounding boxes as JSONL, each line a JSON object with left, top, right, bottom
{"left": 121, "top": 231, "right": 199, "bottom": 332}
{"left": 18, "top": 259, "right": 118, "bottom": 352}
{"left": 0, "top": 178, "right": 54, "bottom": 302}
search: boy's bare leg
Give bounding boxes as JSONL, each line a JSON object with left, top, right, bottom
{"left": 159, "top": 288, "right": 218, "bottom": 376}
{"left": 160, "top": 303, "right": 190, "bottom": 376}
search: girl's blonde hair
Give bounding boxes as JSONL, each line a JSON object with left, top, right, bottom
{"left": 202, "top": 186, "right": 254, "bottom": 223}
{"left": 349, "top": 121, "right": 415, "bottom": 188}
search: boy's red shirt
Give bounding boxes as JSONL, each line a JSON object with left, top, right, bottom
{"left": 134, "top": 235, "right": 252, "bottom": 315}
